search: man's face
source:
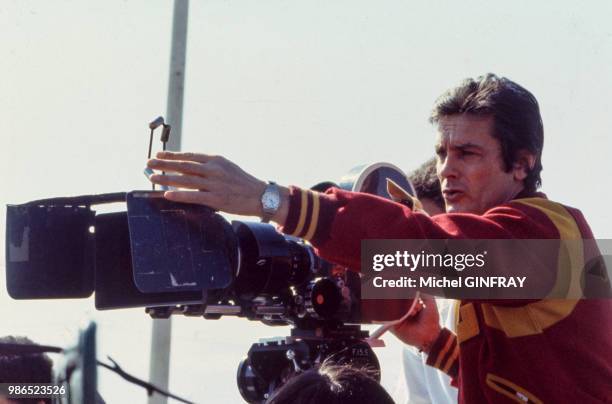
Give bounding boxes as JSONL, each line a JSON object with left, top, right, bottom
{"left": 434, "top": 114, "right": 526, "bottom": 214}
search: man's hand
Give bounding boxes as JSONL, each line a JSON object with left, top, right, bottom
{"left": 390, "top": 295, "right": 442, "bottom": 354}
{"left": 147, "top": 151, "right": 290, "bottom": 224}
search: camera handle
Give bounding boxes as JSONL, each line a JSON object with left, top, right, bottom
{"left": 146, "top": 116, "right": 172, "bottom": 191}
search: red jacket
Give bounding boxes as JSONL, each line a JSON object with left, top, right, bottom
{"left": 280, "top": 186, "right": 612, "bottom": 404}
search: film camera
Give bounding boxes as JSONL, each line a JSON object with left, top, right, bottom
{"left": 5, "top": 122, "right": 416, "bottom": 402}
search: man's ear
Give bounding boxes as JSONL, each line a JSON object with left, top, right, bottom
{"left": 513, "top": 150, "right": 536, "bottom": 181}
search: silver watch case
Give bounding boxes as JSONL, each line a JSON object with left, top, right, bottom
{"left": 260, "top": 181, "right": 280, "bottom": 222}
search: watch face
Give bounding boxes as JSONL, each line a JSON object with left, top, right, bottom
{"left": 263, "top": 190, "right": 280, "bottom": 210}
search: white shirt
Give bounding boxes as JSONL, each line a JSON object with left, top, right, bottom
{"left": 393, "top": 299, "right": 458, "bottom": 404}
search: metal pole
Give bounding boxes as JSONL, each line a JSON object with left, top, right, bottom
{"left": 164, "top": 0, "right": 189, "bottom": 153}
{"left": 148, "top": 1, "right": 189, "bottom": 404}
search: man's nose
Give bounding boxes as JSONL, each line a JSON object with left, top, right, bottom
{"left": 437, "top": 155, "right": 458, "bottom": 180}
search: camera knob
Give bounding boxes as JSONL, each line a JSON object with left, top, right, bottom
{"left": 304, "top": 278, "right": 343, "bottom": 320}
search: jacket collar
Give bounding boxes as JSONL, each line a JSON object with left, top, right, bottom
{"left": 514, "top": 188, "right": 546, "bottom": 200}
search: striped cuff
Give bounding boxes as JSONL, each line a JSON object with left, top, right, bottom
{"left": 425, "top": 328, "right": 459, "bottom": 379}
{"left": 280, "top": 186, "right": 334, "bottom": 245}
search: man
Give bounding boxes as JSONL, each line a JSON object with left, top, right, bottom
{"left": 147, "top": 73, "right": 612, "bottom": 403}
{"left": 407, "top": 157, "right": 445, "bottom": 217}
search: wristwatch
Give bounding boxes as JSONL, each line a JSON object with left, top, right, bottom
{"left": 260, "top": 181, "right": 281, "bottom": 223}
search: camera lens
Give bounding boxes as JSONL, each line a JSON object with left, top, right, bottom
{"left": 236, "top": 358, "right": 268, "bottom": 403}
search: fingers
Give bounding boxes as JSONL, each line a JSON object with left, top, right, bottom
{"left": 145, "top": 151, "right": 265, "bottom": 217}
{"left": 156, "top": 151, "right": 215, "bottom": 163}
{"left": 150, "top": 173, "right": 211, "bottom": 190}
{"left": 147, "top": 159, "right": 209, "bottom": 177}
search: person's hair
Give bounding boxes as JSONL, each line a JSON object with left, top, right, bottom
{"left": 429, "top": 73, "right": 544, "bottom": 192}
{"left": 265, "top": 362, "right": 395, "bottom": 404}
{"left": 0, "top": 336, "right": 53, "bottom": 404}
{"left": 408, "top": 157, "right": 444, "bottom": 210}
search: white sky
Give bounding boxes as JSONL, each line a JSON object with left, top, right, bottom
{"left": 1, "top": 0, "right": 611, "bottom": 402}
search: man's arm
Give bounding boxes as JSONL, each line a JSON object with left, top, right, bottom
{"left": 277, "top": 185, "right": 559, "bottom": 270}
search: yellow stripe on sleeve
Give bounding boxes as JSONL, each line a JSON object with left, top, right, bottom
{"left": 442, "top": 345, "right": 459, "bottom": 373}
{"left": 303, "top": 192, "right": 320, "bottom": 241}
{"left": 433, "top": 334, "right": 455, "bottom": 369}
{"left": 292, "top": 190, "right": 309, "bottom": 237}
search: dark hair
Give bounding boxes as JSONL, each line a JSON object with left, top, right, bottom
{"left": 265, "top": 363, "right": 395, "bottom": 404}
{"left": 0, "top": 336, "right": 54, "bottom": 404}
{"left": 429, "top": 73, "right": 544, "bottom": 192}
{"left": 409, "top": 157, "right": 444, "bottom": 210}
